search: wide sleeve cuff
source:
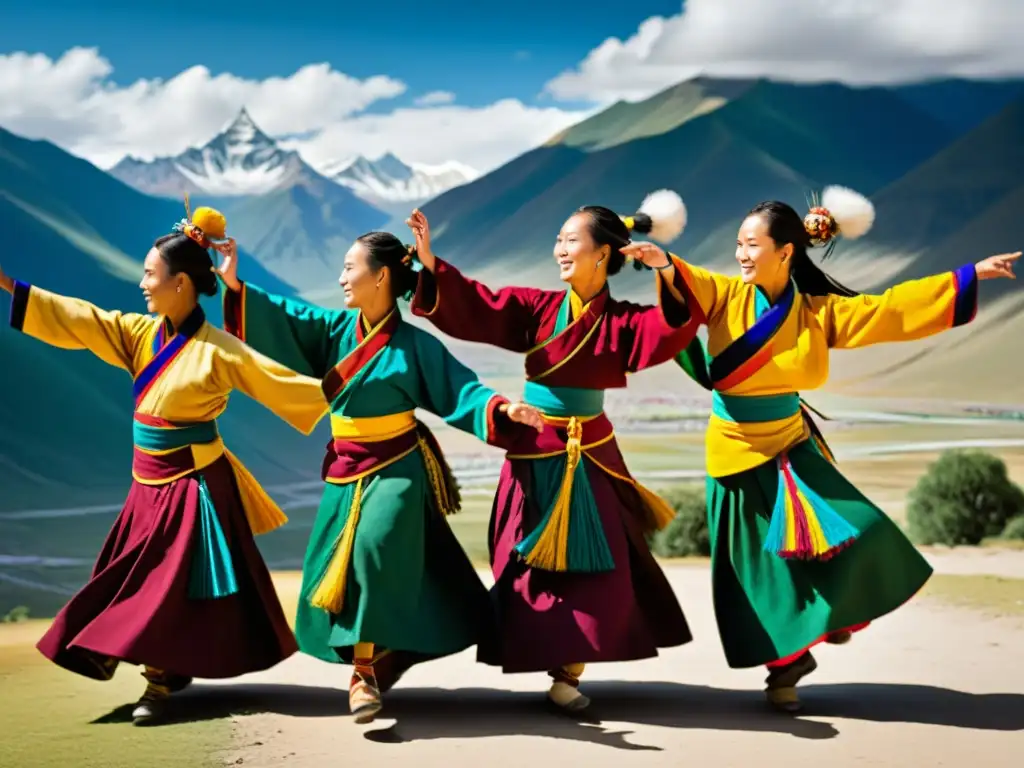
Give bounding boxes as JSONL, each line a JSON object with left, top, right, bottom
{"left": 654, "top": 255, "right": 695, "bottom": 329}
{"left": 222, "top": 280, "right": 247, "bottom": 340}
{"left": 951, "top": 264, "right": 978, "bottom": 328}
{"left": 411, "top": 260, "right": 449, "bottom": 317}
{"left": 8, "top": 280, "right": 31, "bottom": 332}
{"left": 485, "top": 393, "right": 515, "bottom": 448}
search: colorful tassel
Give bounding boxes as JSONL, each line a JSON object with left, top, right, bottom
{"left": 418, "top": 430, "right": 461, "bottom": 515}
{"left": 310, "top": 477, "right": 365, "bottom": 614}
{"left": 634, "top": 483, "right": 677, "bottom": 532}
{"left": 764, "top": 454, "right": 858, "bottom": 560}
{"left": 514, "top": 418, "right": 615, "bottom": 573}
{"left": 188, "top": 477, "right": 239, "bottom": 600}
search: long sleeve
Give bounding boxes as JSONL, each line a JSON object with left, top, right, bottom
{"left": 7, "top": 280, "right": 149, "bottom": 373}
{"left": 669, "top": 254, "right": 737, "bottom": 325}
{"left": 410, "top": 257, "right": 547, "bottom": 352}
{"left": 622, "top": 262, "right": 699, "bottom": 372}
{"left": 222, "top": 281, "right": 344, "bottom": 378}
{"left": 411, "top": 328, "right": 516, "bottom": 448}
{"left": 812, "top": 264, "right": 978, "bottom": 350}
{"left": 217, "top": 334, "right": 330, "bottom": 435}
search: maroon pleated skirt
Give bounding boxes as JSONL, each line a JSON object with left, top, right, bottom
{"left": 36, "top": 456, "right": 297, "bottom": 680}
{"left": 478, "top": 452, "right": 693, "bottom": 673}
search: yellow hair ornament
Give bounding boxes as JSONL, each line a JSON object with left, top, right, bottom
{"left": 192, "top": 207, "right": 227, "bottom": 241}
{"left": 621, "top": 215, "right": 635, "bottom": 231}
{"left": 174, "top": 193, "right": 228, "bottom": 248}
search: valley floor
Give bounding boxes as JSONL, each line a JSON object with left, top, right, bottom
{"left": 2, "top": 550, "right": 1022, "bottom": 768}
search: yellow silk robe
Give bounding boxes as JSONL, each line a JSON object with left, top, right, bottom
{"left": 10, "top": 283, "right": 330, "bottom": 531}
{"left": 673, "top": 257, "right": 979, "bottom": 477}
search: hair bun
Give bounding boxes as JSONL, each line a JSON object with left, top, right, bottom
{"left": 191, "top": 207, "right": 228, "bottom": 241}
{"left": 401, "top": 244, "right": 417, "bottom": 266}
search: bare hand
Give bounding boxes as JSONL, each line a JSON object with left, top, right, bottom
{"left": 405, "top": 209, "right": 436, "bottom": 271}
{"left": 620, "top": 240, "right": 670, "bottom": 269}
{"left": 212, "top": 238, "right": 241, "bottom": 292}
{"left": 976, "top": 251, "right": 1020, "bottom": 281}
{"left": 504, "top": 402, "right": 545, "bottom": 432}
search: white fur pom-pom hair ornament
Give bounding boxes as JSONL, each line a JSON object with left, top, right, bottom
{"left": 805, "top": 185, "right": 875, "bottom": 259}
{"left": 621, "top": 189, "right": 687, "bottom": 269}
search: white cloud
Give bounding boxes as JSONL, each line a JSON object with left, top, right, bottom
{"left": 546, "top": 0, "right": 1024, "bottom": 103}
{"left": 0, "top": 47, "right": 586, "bottom": 174}
{"left": 288, "top": 99, "right": 590, "bottom": 175}
{"left": 414, "top": 90, "right": 455, "bottom": 106}
{"left": 0, "top": 47, "right": 405, "bottom": 167}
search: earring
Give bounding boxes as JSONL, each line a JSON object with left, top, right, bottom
{"left": 176, "top": 286, "right": 181, "bottom": 293}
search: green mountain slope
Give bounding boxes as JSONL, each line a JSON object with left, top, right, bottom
{"left": 0, "top": 128, "right": 328, "bottom": 515}
{"left": 549, "top": 77, "right": 758, "bottom": 152}
{"left": 891, "top": 79, "right": 1024, "bottom": 134}
{"left": 813, "top": 97, "right": 1024, "bottom": 402}
{"left": 219, "top": 179, "right": 390, "bottom": 295}
{"left": 419, "top": 80, "right": 954, "bottom": 295}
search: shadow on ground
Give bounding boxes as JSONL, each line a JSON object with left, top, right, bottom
{"left": 90, "top": 680, "right": 1024, "bottom": 750}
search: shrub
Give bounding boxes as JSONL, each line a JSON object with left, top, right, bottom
{"left": 648, "top": 483, "right": 710, "bottom": 557}
{"left": 906, "top": 450, "right": 1024, "bottom": 546}
{"left": 1001, "top": 515, "right": 1024, "bottom": 541}
{"left": 2, "top": 605, "right": 30, "bottom": 623}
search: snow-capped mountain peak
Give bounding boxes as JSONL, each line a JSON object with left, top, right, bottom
{"left": 107, "top": 108, "right": 477, "bottom": 208}
{"left": 323, "top": 153, "right": 477, "bottom": 207}
{"left": 221, "top": 107, "right": 265, "bottom": 147}
{"left": 109, "top": 107, "right": 310, "bottom": 197}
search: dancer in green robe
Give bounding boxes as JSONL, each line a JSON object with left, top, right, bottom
{"left": 218, "top": 232, "right": 543, "bottom": 722}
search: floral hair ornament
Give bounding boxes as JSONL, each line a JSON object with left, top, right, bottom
{"left": 402, "top": 244, "right": 424, "bottom": 273}
{"left": 803, "top": 186, "right": 875, "bottom": 261}
{"left": 172, "top": 193, "right": 229, "bottom": 250}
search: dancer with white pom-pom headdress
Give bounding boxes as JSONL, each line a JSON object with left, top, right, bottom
{"left": 622, "top": 186, "right": 1020, "bottom": 713}
{"left": 406, "top": 191, "right": 700, "bottom": 711}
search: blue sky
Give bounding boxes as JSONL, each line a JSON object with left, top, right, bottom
{"left": 0, "top": 0, "right": 683, "bottom": 111}
{"left": 0, "top": 1, "right": 1019, "bottom": 173}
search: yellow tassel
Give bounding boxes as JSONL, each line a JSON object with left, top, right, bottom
{"left": 784, "top": 486, "right": 798, "bottom": 553}
{"left": 524, "top": 417, "right": 582, "bottom": 571}
{"left": 310, "top": 477, "right": 364, "bottom": 614}
{"left": 794, "top": 485, "right": 830, "bottom": 556}
{"left": 419, "top": 436, "right": 457, "bottom": 516}
{"left": 223, "top": 448, "right": 288, "bottom": 535}
{"left": 634, "top": 483, "right": 676, "bottom": 530}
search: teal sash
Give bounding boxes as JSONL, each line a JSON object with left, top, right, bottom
{"left": 132, "top": 419, "right": 219, "bottom": 449}
{"left": 711, "top": 392, "right": 801, "bottom": 423}
{"left": 522, "top": 381, "right": 605, "bottom": 418}
{"left": 133, "top": 418, "right": 238, "bottom": 600}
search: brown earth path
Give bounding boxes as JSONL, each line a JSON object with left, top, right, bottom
{"left": 173, "top": 559, "right": 1024, "bottom": 768}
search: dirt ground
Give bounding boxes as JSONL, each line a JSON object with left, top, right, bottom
{"left": 173, "top": 554, "right": 1024, "bottom": 768}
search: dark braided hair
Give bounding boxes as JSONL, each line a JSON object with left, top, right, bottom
{"left": 747, "top": 201, "right": 858, "bottom": 297}
{"left": 575, "top": 205, "right": 657, "bottom": 276}
{"left": 153, "top": 233, "right": 218, "bottom": 296}
{"left": 356, "top": 231, "right": 419, "bottom": 300}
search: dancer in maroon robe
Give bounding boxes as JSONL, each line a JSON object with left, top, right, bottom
{"left": 406, "top": 192, "right": 700, "bottom": 710}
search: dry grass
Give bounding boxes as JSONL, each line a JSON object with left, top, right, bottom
{"left": 0, "top": 623, "right": 225, "bottom": 768}
{"left": 921, "top": 574, "right": 1024, "bottom": 621}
